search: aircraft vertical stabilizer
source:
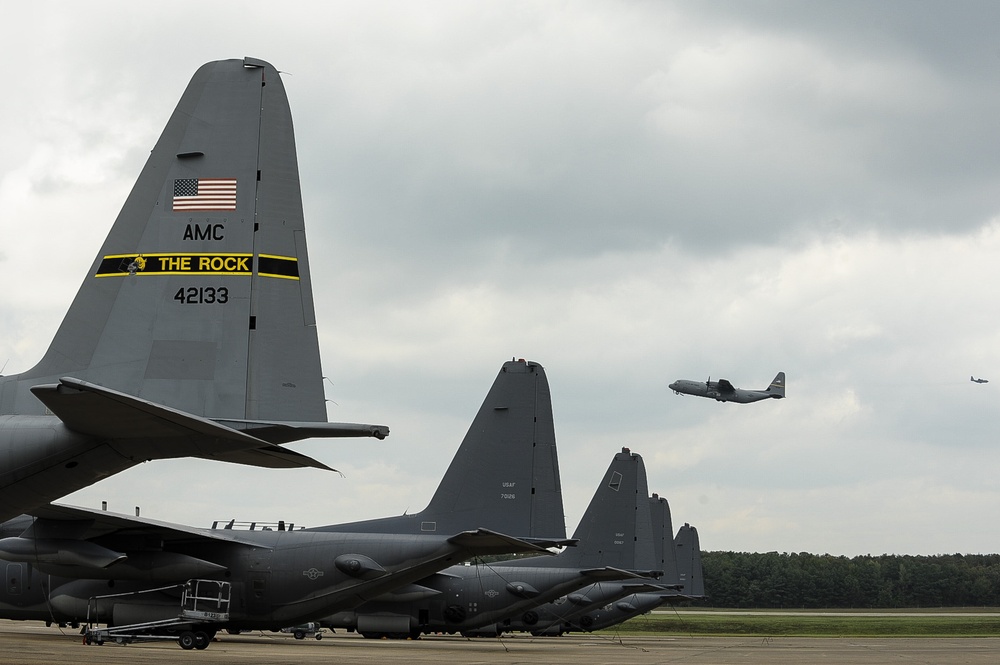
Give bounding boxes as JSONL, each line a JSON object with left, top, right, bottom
{"left": 525, "top": 448, "right": 653, "bottom": 570}
{"left": 650, "top": 494, "right": 678, "bottom": 584}
{"left": 675, "top": 523, "right": 705, "bottom": 597}
{"left": 1, "top": 58, "right": 325, "bottom": 423}
{"left": 312, "top": 359, "right": 565, "bottom": 538}
{"left": 0, "top": 58, "right": 389, "bottom": 522}
{"left": 767, "top": 372, "right": 786, "bottom": 398}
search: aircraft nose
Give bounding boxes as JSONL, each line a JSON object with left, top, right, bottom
{"left": 668, "top": 382, "right": 678, "bottom": 391}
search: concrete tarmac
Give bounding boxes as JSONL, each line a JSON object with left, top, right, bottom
{"left": 1, "top": 620, "right": 998, "bottom": 664}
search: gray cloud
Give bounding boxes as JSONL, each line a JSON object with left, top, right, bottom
{"left": 4, "top": 1, "right": 1000, "bottom": 555}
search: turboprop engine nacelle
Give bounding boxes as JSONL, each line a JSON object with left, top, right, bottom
{"left": 0, "top": 537, "right": 227, "bottom": 580}
{"left": 0, "top": 537, "right": 125, "bottom": 568}
{"left": 33, "top": 550, "right": 229, "bottom": 581}
{"left": 334, "top": 553, "right": 387, "bottom": 580}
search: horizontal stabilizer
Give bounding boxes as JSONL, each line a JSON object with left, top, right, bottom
{"left": 655, "top": 583, "right": 685, "bottom": 591}
{"left": 32, "top": 377, "right": 273, "bottom": 441}
{"left": 30, "top": 377, "right": 334, "bottom": 471}
{"left": 213, "top": 419, "right": 389, "bottom": 443}
{"left": 447, "top": 528, "right": 573, "bottom": 556}
{"left": 580, "top": 566, "right": 647, "bottom": 582}
{"left": 205, "top": 445, "right": 336, "bottom": 471}
{"left": 659, "top": 592, "right": 701, "bottom": 604}
{"left": 621, "top": 582, "right": 673, "bottom": 594}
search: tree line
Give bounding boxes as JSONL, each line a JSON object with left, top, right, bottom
{"left": 701, "top": 551, "right": 1000, "bottom": 608}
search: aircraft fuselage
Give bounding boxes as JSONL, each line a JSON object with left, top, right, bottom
{"left": 0, "top": 417, "right": 131, "bottom": 522}
{"left": 667, "top": 380, "right": 776, "bottom": 403}
{"left": 0, "top": 528, "right": 535, "bottom": 630}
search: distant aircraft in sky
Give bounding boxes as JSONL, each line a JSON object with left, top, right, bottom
{"left": 971, "top": 376, "right": 989, "bottom": 384}
{"left": 669, "top": 372, "right": 785, "bottom": 403}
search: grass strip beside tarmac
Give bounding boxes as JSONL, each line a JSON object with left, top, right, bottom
{"left": 605, "top": 612, "right": 1000, "bottom": 637}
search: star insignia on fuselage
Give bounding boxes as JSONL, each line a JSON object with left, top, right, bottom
{"left": 302, "top": 568, "right": 324, "bottom": 580}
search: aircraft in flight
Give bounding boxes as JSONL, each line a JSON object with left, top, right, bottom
{"left": 0, "top": 57, "right": 388, "bottom": 522}
{"left": 669, "top": 372, "right": 785, "bottom": 403}
{"left": 971, "top": 376, "right": 989, "bottom": 384}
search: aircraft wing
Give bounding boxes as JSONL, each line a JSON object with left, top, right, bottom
{"left": 317, "top": 530, "right": 578, "bottom": 608}
{"left": 30, "top": 377, "right": 336, "bottom": 471}
{"left": 716, "top": 378, "right": 736, "bottom": 393}
{"left": 23, "top": 503, "right": 248, "bottom": 544}
{"left": 1, "top": 504, "right": 301, "bottom": 580}
{"left": 20, "top": 507, "right": 576, "bottom": 554}
{"left": 7, "top": 506, "right": 585, "bottom": 624}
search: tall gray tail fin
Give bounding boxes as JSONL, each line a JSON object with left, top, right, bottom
{"left": 674, "top": 523, "right": 705, "bottom": 597}
{"left": 534, "top": 448, "right": 653, "bottom": 570}
{"left": 1, "top": 58, "right": 325, "bottom": 422}
{"left": 767, "top": 372, "right": 786, "bottom": 398}
{"left": 650, "top": 494, "right": 678, "bottom": 583}
{"left": 313, "top": 359, "right": 566, "bottom": 538}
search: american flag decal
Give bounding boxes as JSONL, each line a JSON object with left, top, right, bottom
{"left": 172, "top": 178, "right": 237, "bottom": 211}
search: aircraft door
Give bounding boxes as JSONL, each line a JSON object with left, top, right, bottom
{"left": 234, "top": 546, "right": 273, "bottom": 617}
{"left": 6, "top": 563, "right": 22, "bottom": 595}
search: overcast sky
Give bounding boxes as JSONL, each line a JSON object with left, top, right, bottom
{"left": 3, "top": 1, "right": 1000, "bottom": 556}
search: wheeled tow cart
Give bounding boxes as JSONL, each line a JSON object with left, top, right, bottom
{"left": 83, "top": 579, "right": 230, "bottom": 650}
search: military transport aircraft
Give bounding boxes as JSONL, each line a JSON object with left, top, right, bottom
{"left": 0, "top": 358, "right": 573, "bottom": 648}
{"left": 320, "top": 448, "right": 660, "bottom": 639}
{"left": 0, "top": 57, "right": 388, "bottom": 522}
{"left": 0, "top": 504, "right": 568, "bottom": 649}
{"left": 567, "top": 524, "right": 705, "bottom": 634}
{"left": 669, "top": 372, "right": 785, "bottom": 403}
{"left": 972, "top": 376, "right": 989, "bottom": 384}
{"left": 501, "top": 494, "right": 704, "bottom": 636}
